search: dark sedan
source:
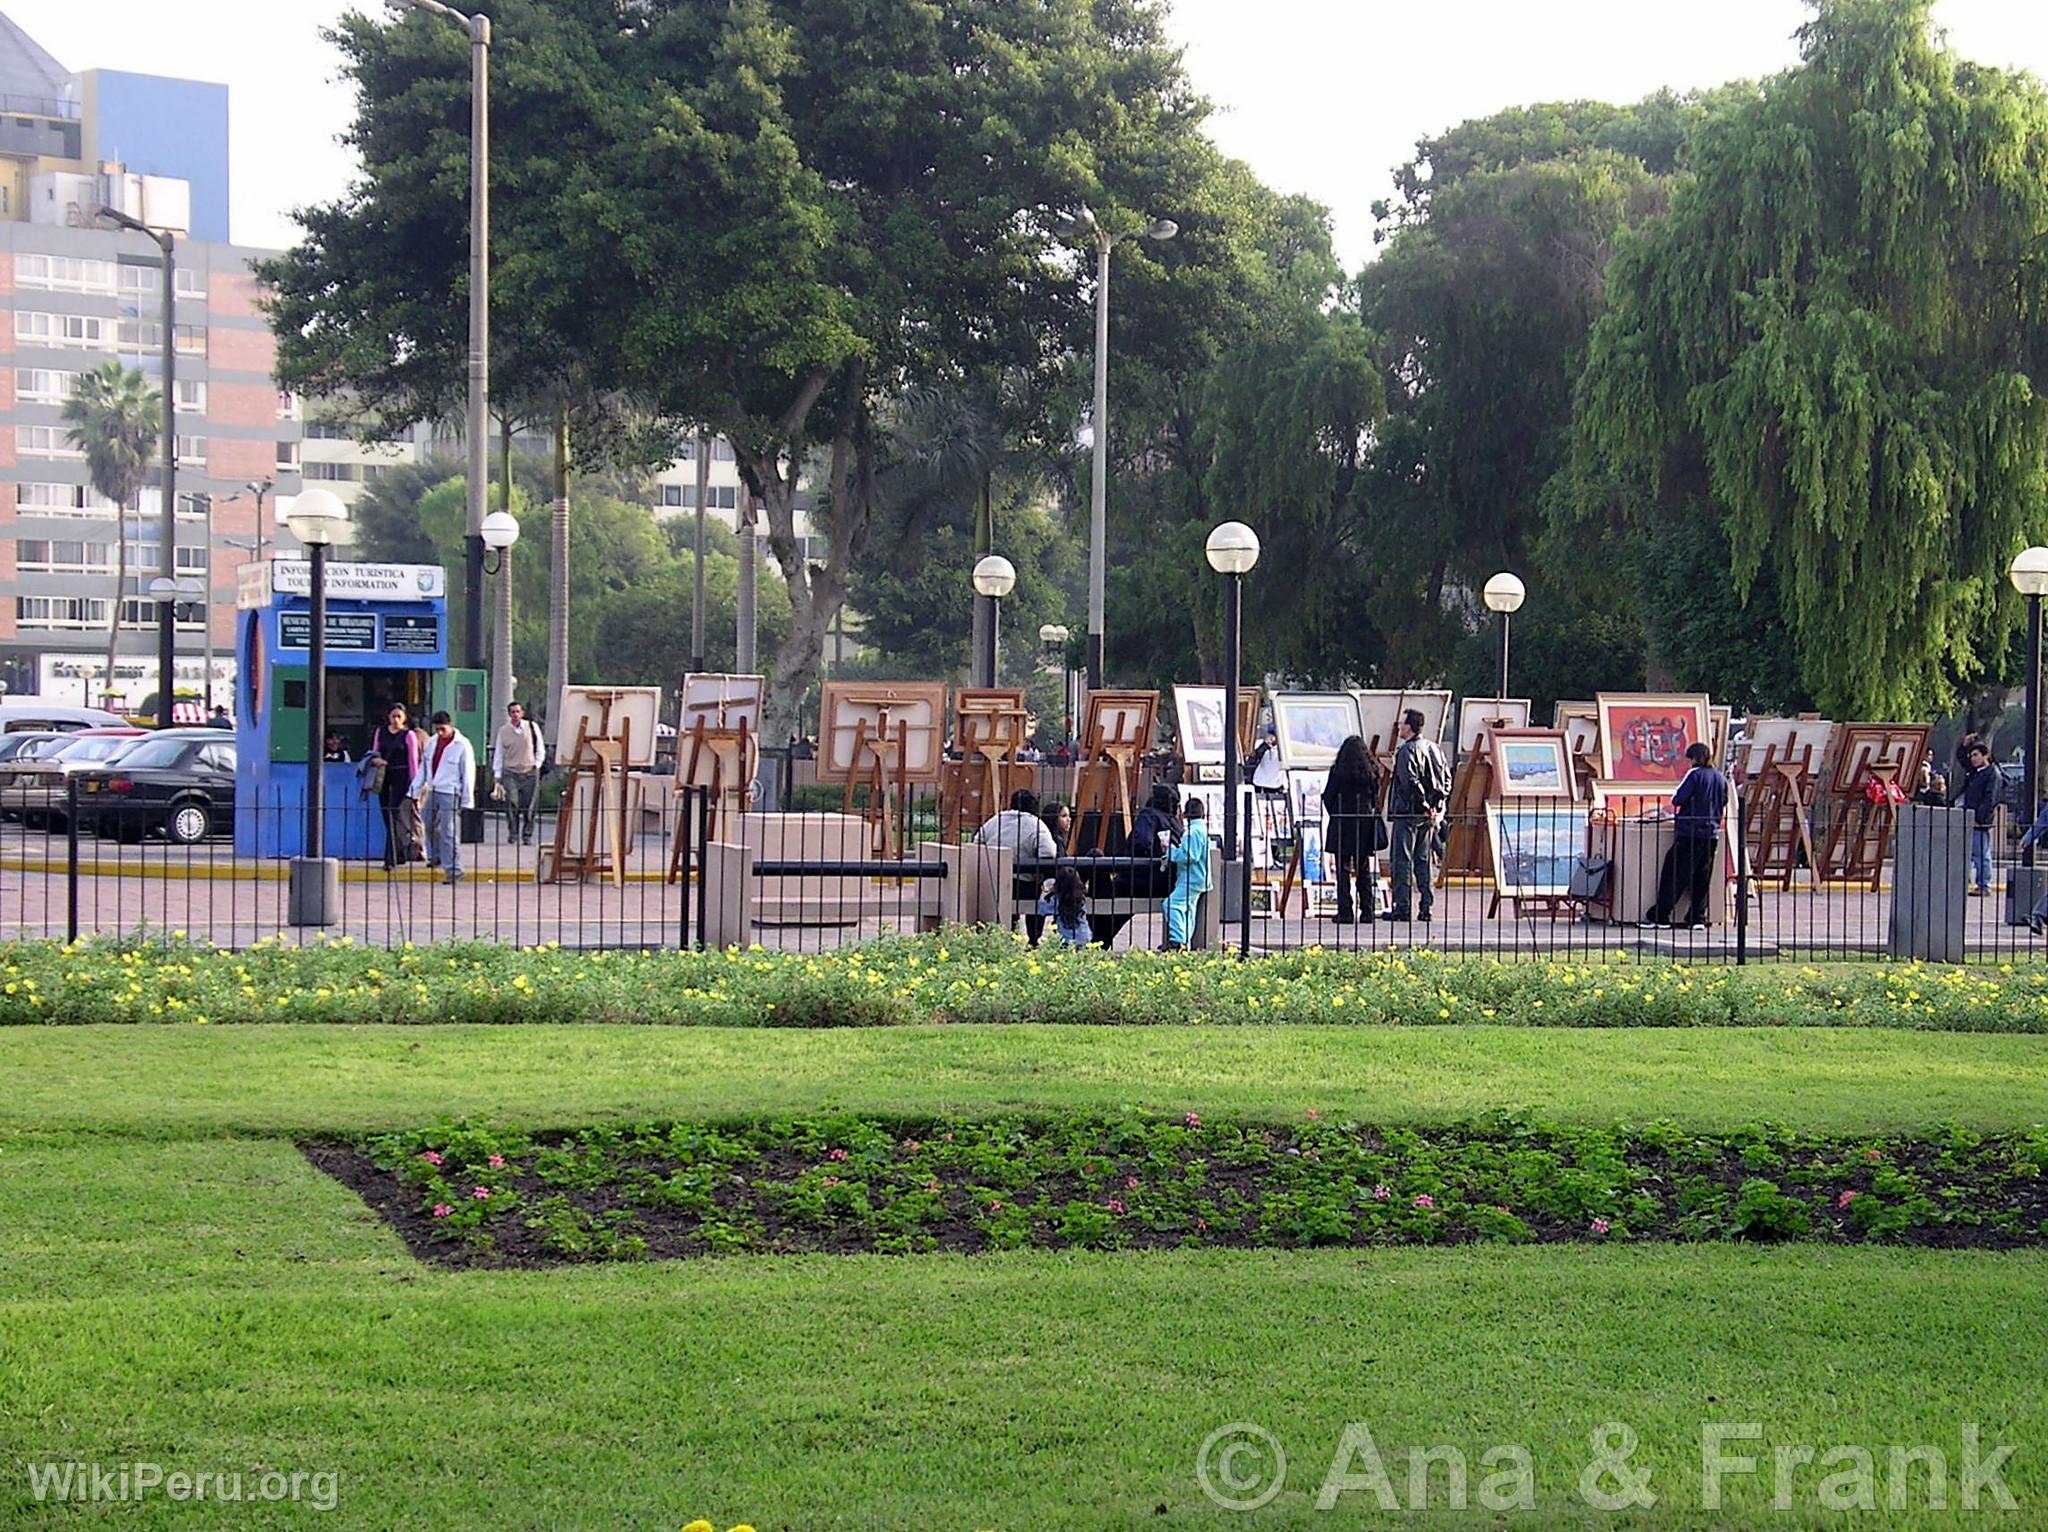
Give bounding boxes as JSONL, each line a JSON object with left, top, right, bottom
{"left": 75, "top": 731, "right": 237, "bottom": 844}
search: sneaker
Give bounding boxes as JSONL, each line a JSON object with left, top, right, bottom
{"left": 1969, "top": 887, "right": 1988, "bottom": 897}
{"left": 1387, "top": 911, "right": 1412, "bottom": 923}
{"left": 445, "top": 870, "right": 464, "bottom": 885}
{"left": 1641, "top": 919, "right": 1667, "bottom": 929}
{"left": 2030, "top": 917, "right": 2044, "bottom": 936}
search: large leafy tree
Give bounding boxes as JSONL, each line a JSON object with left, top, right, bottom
{"left": 62, "top": 362, "right": 160, "bottom": 695}
{"left": 1574, "top": 0, "right": 2048, "bottom": 718}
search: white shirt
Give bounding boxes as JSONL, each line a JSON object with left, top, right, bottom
{"left": 973, "top": 809, "right": 1058, "bottom": 860}
{"left": 410, "top": 730, "right": 476, "bottom": 808}
{"left": 1251, "top": 739, "right": 1286, "bottom": 790}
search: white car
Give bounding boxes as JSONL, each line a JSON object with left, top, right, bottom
{"left": 0, "top": 702, "right": 127, "bottom": 736}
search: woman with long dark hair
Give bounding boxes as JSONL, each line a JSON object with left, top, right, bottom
{"left": 1324, "top": 734, "right": 1386, "bottom": 924}
{"left": 366, "top": 701, "right": 423, "bottom": 869}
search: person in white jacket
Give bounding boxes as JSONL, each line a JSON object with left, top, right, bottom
{"left": 410, "top": 710, "right": 476, "bottom": 884}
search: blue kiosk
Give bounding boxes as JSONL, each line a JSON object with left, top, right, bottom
{"left": 233, "top": 558, "right": 486, "bottom": 860}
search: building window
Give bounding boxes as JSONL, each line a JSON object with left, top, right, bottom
{"left": 174, "top": 434, "right": 206, "bottom": 462}
{"left": 16, "top": 310, "right": 111, "bottom": 349}
{"left": 17, "top": 253, "right": 115, "bottom": 293}
{"left": 120, "top": 598, "right": 204, "bottom": 631}
{"left": 16, "top": 482, "right": 116, "bottom": 517}
{"left": 173, "top": 379, "right": 205, "bottom": 413}
{"left": 655, "top": 484, "right": 738, "bottom": 510}
{"left": 303, "top": 461, "right": 360, "bottom": 482}
{"left": 175, "top": 269, "right": 206, "bottom": 300}
{"left": 713, "top": 438, "right": 735, "bottom": 461}
{"left": 15, "top": 367, "right": 78, "bottom": 403}
{"left": 17, "top": 424, "right": 82, "bottom": 458}
{"left": 15, "top": 595, "right": 108, "bottom": 629}
{"left": 15, "top": 539, "right": 114, "bottom": 574}
{"left": 276, "top": 440, "right": 301, "bottom": 469}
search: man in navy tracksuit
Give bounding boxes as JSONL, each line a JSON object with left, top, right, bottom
{"left": 1960, "top": 743, "right": 2000, "bottom": 896}
{"left": 1644, "top": 742, "right": 1729, "bottom": 928}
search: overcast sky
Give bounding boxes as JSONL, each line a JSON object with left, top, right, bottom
{"left": 12, "top": 0, "right": 2048, "bottom": 268}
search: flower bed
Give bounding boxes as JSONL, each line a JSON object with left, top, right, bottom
{"left": 7, "top": 932, "right": 2048, "bottom": 1030}
{"left": 310, "top": 1113, "right": 2048, "bottom": 1268}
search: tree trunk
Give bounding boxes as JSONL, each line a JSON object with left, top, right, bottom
{"left": 102, "top": 500, "right": 128, "bottom": 706}
{"left": 736, "top": 482, "right": 757, "bottom": 679}
{"left": 545, "top": 410, "right": 570, "bottom": 726}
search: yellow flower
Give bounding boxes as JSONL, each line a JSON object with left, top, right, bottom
{"left": 682, "top": 1521, "right": 715, "bottom": 1532}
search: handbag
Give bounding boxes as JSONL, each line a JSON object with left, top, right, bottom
{"left": 1567, "top": 854, "right": 1612, "bottom": 902}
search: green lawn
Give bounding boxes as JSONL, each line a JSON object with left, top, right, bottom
{"left": 5, "top": 1016, "right": 2047, "bottom": 1527}
{"left": 4, "top": 1022, "right": 2046, "bottom": 1138}
{"left": 2, "top": 1137, "right": 2044, "bottom": 1529}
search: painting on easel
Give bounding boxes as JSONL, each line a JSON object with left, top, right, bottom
{"left": 667, "top": 673, "right": 765, "bottom": 883}
{"left": 817, "top": 681, "right": 947, "bottom": 858}
{"left": 1070, "top": 689, "right": 1158, "bottom": 853}
{"left": 542, "top": 684, "right": 662, "bottom": 886}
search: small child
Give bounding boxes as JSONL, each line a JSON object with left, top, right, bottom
{"left": 1037, "top": 865, "right": 1092, "bottom": 949}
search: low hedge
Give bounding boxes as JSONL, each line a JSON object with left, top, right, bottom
{"left": 3, "top": 930, "right": 2046, "bottom": 1030}
{"left": 318, "top": 1111, "right": 2048, "bottom": 1266}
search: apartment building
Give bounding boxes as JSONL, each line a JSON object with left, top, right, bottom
{"left": 0, "top": 16, "right": 300, "bottom": 707}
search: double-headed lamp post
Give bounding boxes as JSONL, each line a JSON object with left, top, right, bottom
{"left": 1040, "top": 623, "right": 1072, "bottom": 743}
{"left": 1206, "top": 521, "right": 1261, "bottom": 864}
{"left": 1483, "top": 572, "right": 1527, "bottom": 700}
{"left": 971, "top": 555, "right": 1016, "bottom": 690}
{"left": 481, "top": 507, "right": 520, "bottom": 716}
{"left": 284, "top": 488, "right": 351, "bottom": 927}
{"left": 1057, "top": 204, "right": 1177, "bottom": 692}
{"left": 2009, "top": 546, "right": 2048, "bottom": 867}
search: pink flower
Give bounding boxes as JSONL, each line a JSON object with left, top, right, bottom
{"left": 471, "top": 1186, "right": 490, "bottom": 1200}
{"left": 1194, "top": 1217, "right": 1209, "bottom": 1233}
{"left": 1106, "top": 1197, "right": 1127, "bottom": 1215}
{"left": 1184, "top": 1112, "right": 1201, "bottom": 1128}
{"left": 987, "top": 1198, "right": 1002, "bottom": 1211}
{"left": 420, "top": 1150, "right": 443, "bottom": 1166}
{"left": 1373, "top": 1184, "right": 1391, "bottom": 1201}
{"left": 925, "top": 1179, "right": 942, "bottom": 1194}
{"left": 1589, "top": 1217, "right": 1611, "bottom": 1235}
{"left": 1125, "top": 1176, "right": 1140, "bottom": 1190}
{"left": 944, "top": 1132, "right": 954, "bottom": 1143}
{"left": 431, "top": 1204, "right": 451, "bottom": 1219}
{"left": 901, "top": 1139, "right": 921, "bottom": 1153}
{"left": 486, "top": 1153, "right": 505, "bottom": 1170}
{"left": 1864, "top": 1149, "right": 1883, "bottom": 1162}
{"left": 1837, "top": 1190, "right": 1859, "bottom": 1209}
{"left": 1413, "top": 1194, "right": 1435, "bottom": 1210}
{"left": 827, "top": 1148, "right": 848, "bottom": 1162}
{"left": 1306, "top": 1109, "right": 1320, "bottom": 1120}
{"left": 822, "top": 1176, "right": 841, "bottom": 1188}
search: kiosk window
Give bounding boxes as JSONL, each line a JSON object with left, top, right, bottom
{"left": 457, "top": 682, "right": 481, "bottom": 713}
{"left": 282, "top": 679, "right": 308, "bottom": 710}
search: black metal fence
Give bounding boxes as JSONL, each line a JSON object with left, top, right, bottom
{"left": 0, "top": 773, "right": 2036, "bottom": 963}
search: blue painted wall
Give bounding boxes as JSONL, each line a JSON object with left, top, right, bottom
{"left": 91, "top": 71, "right": 229, "bottom": 243}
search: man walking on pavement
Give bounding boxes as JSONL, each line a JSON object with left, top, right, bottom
{"left": 491, "top": 699, "right": 547, "bottom": 846}
{"left": 1387, "top": 708, "right": 1450, "bottom": 922}
{"left": 411, "top": 710, "right": 476, "bottom": 885}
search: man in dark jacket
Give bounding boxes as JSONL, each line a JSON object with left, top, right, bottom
{"left": 1387, "top": 709, "right": 1450, "bottom": 921}
{"left": 1961, "top": 742, "right": 1999, "bottom": 896}
{"left": 1644, "top": 742, "right": 1730, "bottom": 928}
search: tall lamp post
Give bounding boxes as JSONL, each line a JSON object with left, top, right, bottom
{"left": 284, "top": 489, "right": 350, "bottom": 926}
{"left": 1057, "top": 205, "right": 1177, "bottom": 691}
{"left": 388, "top": 0, "right": 489, "bottom": 671}
{"left": 97, "top": 204, "right": 177, "bottom": 730}
{"left": 244, "top": 477, "right": 273, "bottom": 568}
{"left": 1482, "top": 572, "right": 1526, "bottom": 699}
{"left": 1039, "top": 623, "right": 1071, "bottom": 744}
{"left": 971, "top": 555, "right": 1016, "bottom": 690}
{"left": 2010, "top": 547, "right": 2048, "bottom": 868}
{"left": 1206, "top": 521, "right": 1261, "bottom": 864}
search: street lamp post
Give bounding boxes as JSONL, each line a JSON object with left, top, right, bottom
{"left": 1206, "top": 522, "right": 1261, "bottom": 865}
{"left": 244, "top": 477, "right": 273, "bottom": 568}
{"left": 1057, "top": 205, "right": 1177, "bottom": 691}
{"left": 481, "top": 507, "right": 520, "bottom": 716}
{"left": 971, "top": 555, "right": 1016, "bottom": 690}
{"left": 1482, "top": 572, "right": 1527, "bottom": 700}
{"left": 388, "top": 0, "right": 489, "bottom": 670}
{"left": 97, "top": 205, "right": 177, "bottom": 730}
{"left": 284, "top": 489, "right": 350, "bottom": 926}
{"left": 2010, "top": 547, "right": 2048, "bottom": 868}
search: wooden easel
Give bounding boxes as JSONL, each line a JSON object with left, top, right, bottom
{"left": 1069, "top": 690, "right": 1157, "bottom": 853}
{"left": 667, "top": 716, "right": 757, "bottom": 883}
{"left": 541, "top": 690, "right": 638, "bottom": 888}
{"left": 1743, "top": 741, "right": 1820, "bottom": 890}
{"left": 942, "top": 688, "right": 1031, "bottom": 840}
{"left": 1441, "top": 735, "right": 1496, "bottom": 878}
{"left": 818, "top": 682, "right": 946, "bottom": 861}
{"left": 1813, "top": 726, "right": 1930, "bottom": 890}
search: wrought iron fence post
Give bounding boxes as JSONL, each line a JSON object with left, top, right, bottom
{"left": 1239, "top": 786, "right": 1253, "bottom": 961}
{"left": 65, "top": 776, "right": 79, "bottom": 945}
{"left": 1735, "top": 779, "right": 1749, "bottom": 966}
{"left": 694, "top": 784, "right": 711, "bottom": 951}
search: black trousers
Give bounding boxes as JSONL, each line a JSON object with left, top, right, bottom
{"left": 1647, "top": 835, "right": 1719, "bottom": 924}
{"left": 1333, "top": 853, "right": 1377, "bottom": 922}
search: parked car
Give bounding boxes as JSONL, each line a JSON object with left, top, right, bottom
{"left": 0, "top": 728, "right": 149, "bottom": 829}
{"left": 77, "top": 731, "right": 238, "bottom": 844}
{"left": 0, "top": 701, "right": 127, "bottom": 735}
{"left": 0, "top": 730, "right": 67, "bottom": 767}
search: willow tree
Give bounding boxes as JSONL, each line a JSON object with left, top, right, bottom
{"left": 1574, "top": 0, "right": 2048, "bottom": 718}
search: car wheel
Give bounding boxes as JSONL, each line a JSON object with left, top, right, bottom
{"left": 167, "top": 801, "right": 211, "bottom": 845}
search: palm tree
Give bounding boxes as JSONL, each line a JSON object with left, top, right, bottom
{"left": 63, "top": 363, "right": 161, "bottom": 706}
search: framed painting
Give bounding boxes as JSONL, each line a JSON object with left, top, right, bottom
{"left": 1272, "top": 692, "right": 1360, "bottom": 770}
{"left": 1708, "top": 705, "right": 1732, "bottom": 766}
{"left": 1487, "top": 728, "right": 1575, "bottom": 800}
{"left": 1348, "top": 690, "right": 1406, "bottom": 757}
{"left": 1824, "top": 723, "right": 1932, "bottom": 798}
{"left": 1739, "top": 717, "right": 1834, "bottom": 780}
{"left": 1595, "top": 693, "right": 1710, "bottom": 784}
{"left": 1487, "top": 803, "right": 1592, "bottom": 898}
{"left": 817, "top": 681, "right": 948, "bottom": 784}
{"left": 1456, "top": 697, "right": 1532, "bottom": 756}
{"left": 1590, "top": 780, "right": 1671, "bottom": 820}
{"left": 1173, "top": 685, "right": 1229, "bottom": 765}
{"left": 1394, "top": 689, "right": 1452, "bottom": 747}
{"left": 1554, "top": 701, "right": 1600, "bottom": 758}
